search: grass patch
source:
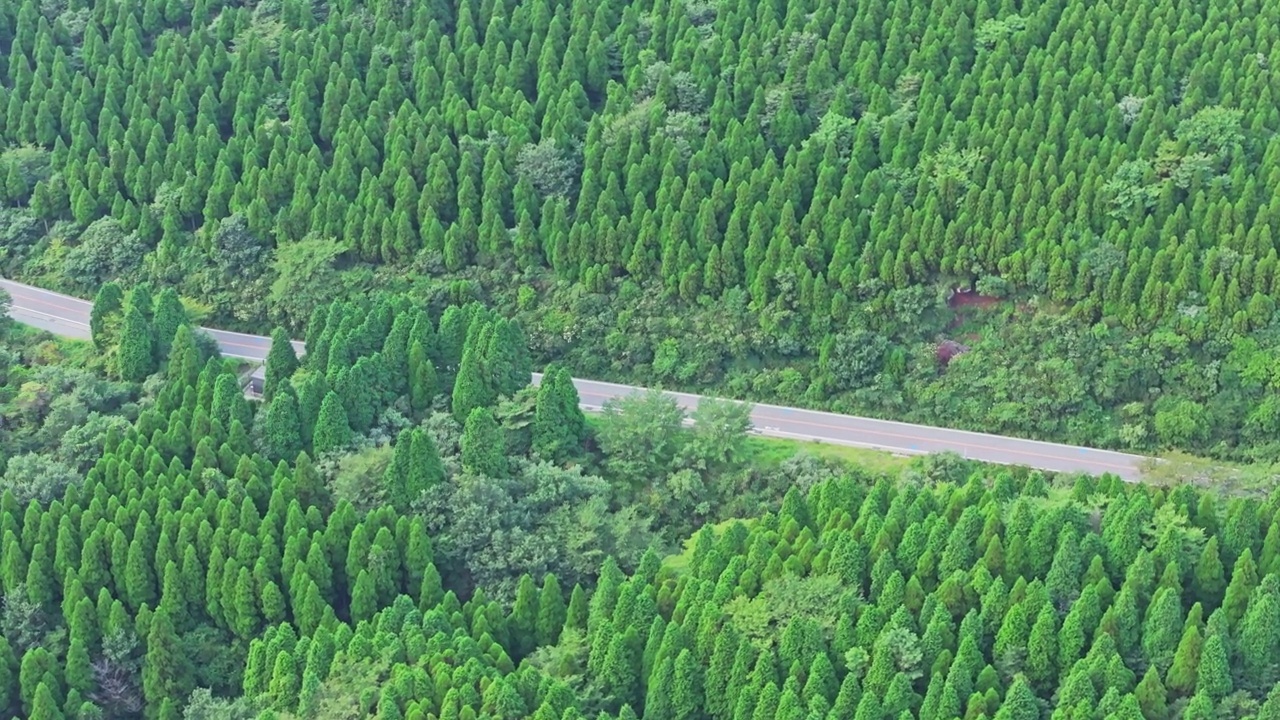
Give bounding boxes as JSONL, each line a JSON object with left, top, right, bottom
{"left": 662, "top": 517, "right": 754, "bottom": 575}
{"left": 1143, "top": 450, "right": 1280, "bottom": 497}
{"left": 745, "top": 434, "right": 912, "bottom": 475}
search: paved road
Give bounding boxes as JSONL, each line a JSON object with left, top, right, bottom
{"left": 2, "top": 277, "right": 1149, "bottom": 480}
{"left": 0, "top": 278, "right": 306, "bottom": 359}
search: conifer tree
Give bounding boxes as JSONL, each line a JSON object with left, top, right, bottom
{"left": 312, "top": 391, "right": 351, "bottom": 455}
{"left": 451, "top": 332, "right": 495, "bottom": 421}
{"left": 528, "top": 575, "right": 565, "bottom": 651}
{"left": 90, "top": 281, "right": 124, "bottom": 351}
{"left": 533, "top": 366, "right": 586, "bottom": 462}
{"left": 262, "top": 391, "right": 304, "bottom": 462}
{"left": 264, "top": 327, "right": 300, "bottom": 401}
{"left": 461, "top": 407, "right": 507, "bottom": 477}
{"left": 408, "top": 340, "right": 438, "bottom": 416}
{"left": 28, "top": 683, "right": 62, "bottom": 720}
{"left": 351, "top": 570, "right": 377, "bottom": 623}
{"left": 1195, "top": 631, "right": 1231, "bottom": 700}
{"left": 117, "top": 305, "right": 156, "bottom": 381}
{"left": 1165, "top": 622, "right": 1202, "bottom": 696}
{"left": 1222, "top": 548, "right": 1258, "bottom": 629}
{"left": 993, "top": 675, "right": 1039, "bottom": 720}
{"left": 1134, "top": 666, "right": 1169, "bottom": 720}
{"left": 142, "top": 608, "right": 194, "bottom": 718}
{"left": 1193, "top": 537, "right": 1226, "bottom": 607}
{"left": 151, "top": 287, "right": 187, "bottom": 364}
{"left": 1142, "top": 587, "right": 1183, "bottom": 675}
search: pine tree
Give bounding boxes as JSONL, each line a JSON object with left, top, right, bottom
{"left": 451, "top": 331, "right": 495, "bottom": 421}
{"left": 351, "top": 569, "right": 377, "bottom": 623}
{"left": 142, "top": 608, "right": 194, "bottom": 718}
{"left": 151, "top": 287, "right": 187, "bottom": 364}
{"left": 461, "top": 407, "right": 507, "bottom": 477}
{"left": 408, "top": 340, "right": 438, "bottom": 416}
{"left": 1193, "top": 537, "right": 1226, "bottom": 607}
{"left": 0, "top": 635, "right": 16, "bottom": 712}
{"left": 1134, "top": 666, "right": 1168, "bottom": 720}
{"left": 1142, "top": 587, "right": 1183, "bottom": 675}
{"left": 418, "top": 562, "right": 444, "bottom": 610}
{"left": 409, "top": 429, "right": 446, "bottom": 491}
{"left": 1236, "top": 582, "right": 1280, "bottom": 693}
{"left": 602, "top": 628, "right": 642, "bottom": 711}
{"left": 566, "top": 584, "right": 589, "bottom": 631}
{"left": 670, "top": 647, "right": 703, "bottom": 719}
{"left": 1195, "top": 631, "right": 1231, "bottom": 700}
{"left": 262, "top": 391, "right": 304, "bottom": 461}
{"left": 1222, "top": 548, "right": 1258, "bottom": 630}
{"left": 28, "top": 682, "right": 62, "bottom": 720}
{"left": 1165, "top": 621, "right": 1202, "bottom": 697}
{"left": 383, "top": 428, "right": 417, "bottom": 513}
{"left": 510, "top": 575, "right": 540, "bottom": 659}
{"left": 118, "top": 305, "right": 156, "bottom": 381}
{"left": 643, "top": 656, "right": 675, "bottom": 720}
{"left": 1259, "top": 683, "right": 1280, "bottom": 720}
{"left": 993, "top": 675, "right": 1038, "bottom": 720}
{"left": 268, "top": 651, "right": 300, "bottom": 711}
{"left": 90, "top": 281, "right": 124, "bottom": 351}
{"left": 1025, "top": 605, "right": 1057, "bottom": 691}
{"left": 532, "top": 366, "right": 586, "bottom": 462}
{"left": 537, "top": 574, "right": 568, "bottom": 647}
{"left": 312, "top": 391, "right": 351, "bottom": 455}
{"left": 264, "top": 327, "right": 300, "bottom": 401}
{"left": 64, "top": 635, "right": 93, "bottom": 696}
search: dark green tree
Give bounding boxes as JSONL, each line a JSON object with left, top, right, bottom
{"left": 90, "top": 281, "right": 124, "bottom": 351}
{"left": 142, "top": 608, "right": 194, "bottom": 718}
{"left": 117, "top": 305, "right": 156, "bottom": 381}
{"left": 264, "top": 328, "right": 300, "bottom": 401}
{"left": 461, "top": 407, "right": 507, "bottom": 477}
{"left": 532, "top": 366, "right": 586, "bottom": 462}
{"left": 311, "top": 391, "right": 351, "bottom": 455}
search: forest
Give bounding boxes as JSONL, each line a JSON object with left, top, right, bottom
{"left": 0, "top": 0, "right": 1279, "bottom": 461}
{"left": 4, "top": 288, "right": 1280, "bottom": 720}
{"left": 4, "top": 0, "right": 1280, "bottom": 715}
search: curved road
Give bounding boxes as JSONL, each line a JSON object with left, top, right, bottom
{"left": 1, "top": 277, "right": 1149, "bottom": 480}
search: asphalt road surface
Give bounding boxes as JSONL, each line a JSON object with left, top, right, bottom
{"left": 2, "top": 276, "right": 1149, "bottom": 480}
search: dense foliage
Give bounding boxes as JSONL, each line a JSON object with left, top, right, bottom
{"left": 12, "top": 285, "right": 1280, "bottom": 720}
{"left": 2, "top": 283, "right": 1280, "bottom": 720}
{"left": 2, "top": 0, "right": 1280, "bottom": 460}
{"left": 0, "top": 294, "right": 137, "bottom": 506}
{"left": 1, "top": 286, "right": 851, "bottom": 717}
{"left": 234, "top": 471, "right": 1280, "bottom": 720}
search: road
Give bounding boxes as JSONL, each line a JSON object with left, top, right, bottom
{"left": 1, "top": 277, "right": 1149, "bottom": 480}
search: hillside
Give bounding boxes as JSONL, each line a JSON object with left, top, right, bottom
{"left": 3, "top": 289, "right": 1280, "bottom": 720}
{"left": 0, "top": 0, "right": 1278, "bottom": 460}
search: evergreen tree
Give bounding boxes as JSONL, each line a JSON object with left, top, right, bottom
{"left": 993, "top": 675, "right": 1038, "bottom": 720}
{"left": 264, "top": 327, "right": 300, "bottom": 401}
{"left": 90, "top": 281, "right": 124, "bottom": 351}
{"left": 533, "top": 366, "right": 587, "bottom": 462}
{"left": 1195, "top": 631, "right": 1231, "bottom": 700}
{"left": 1134, "top": 666, "right": 1168, "bottom": 720}
{"left": 461, "top": 407, "right": 507, "bottom": 477}
{"left": 262, "top": 391, "right": 304, "bottom": 462}
{"left": 312, "top": 391, "right": 351, "bottom": 455}
{"left": 142, "top": 608, "right": 194, "bottom": 718}
{"left": 151, "top": 287, "right": 187, "bottom": 364}
{"left": 408, "top": 340, "right": 438, "bottom": 416}
{"left": 451, "top": 332, "right": 495, "bottom": 421}
{"left": 1166, "top": 622, "right": 1203, "bottom": 697}
{"left": 537, "top": 574, "right": 568, "bottom": 647}
{"left": 28, "top": 682, "right": 62, "bottom": 720}
{"left": 117, "top": 305, "right": 156, "bottom": 381}
{"left": 1193, "top": 537, "right": 1226, "bottom": 607}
